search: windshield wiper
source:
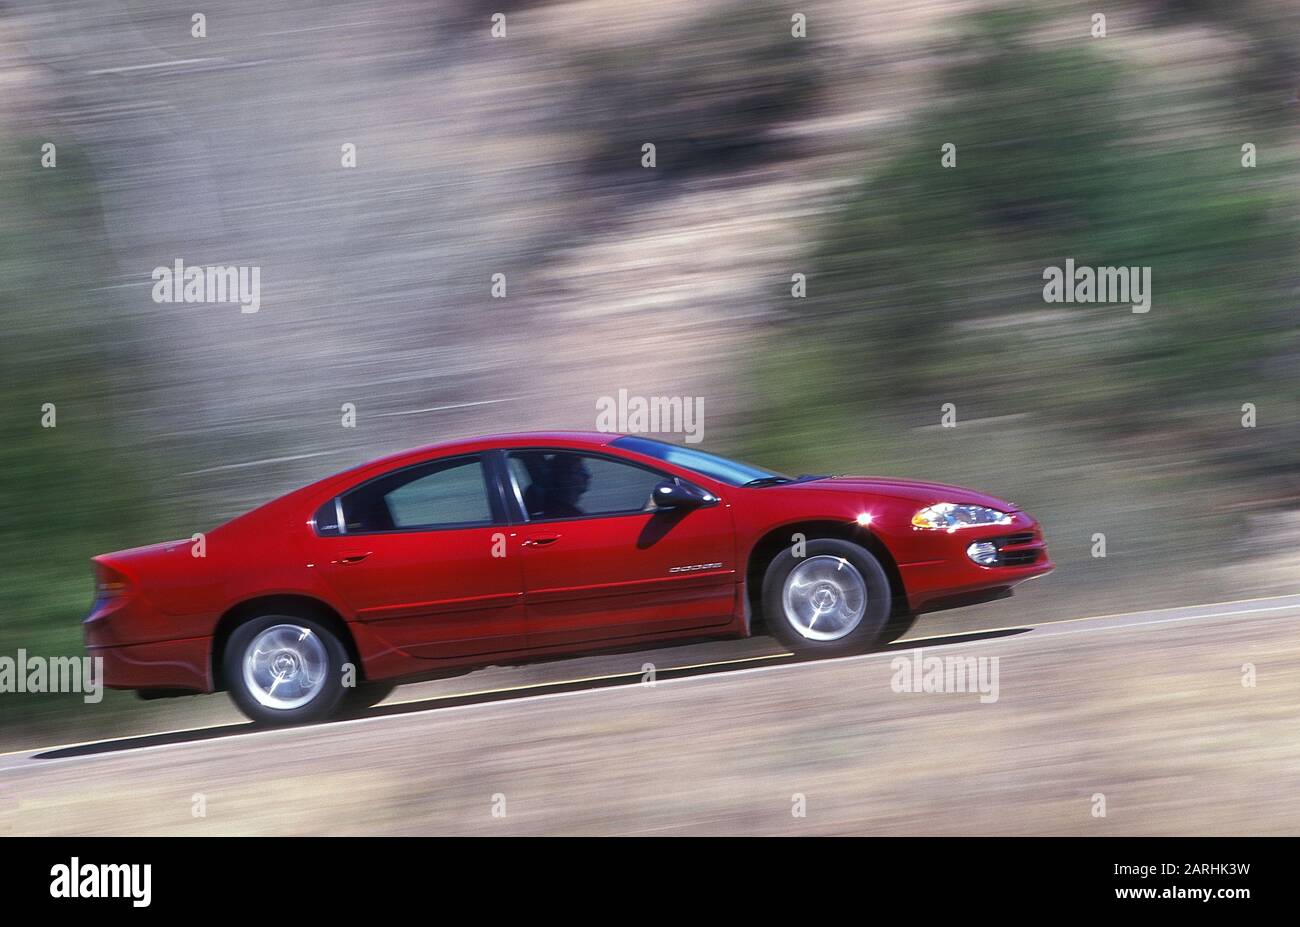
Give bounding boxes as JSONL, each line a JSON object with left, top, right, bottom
{"left": 743, "top": 474, "right": 828, "bottom": 487}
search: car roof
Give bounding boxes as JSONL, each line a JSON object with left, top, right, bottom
{"left": 322, "top": 431, "right": 622, "bottom": 488}
{"left": 383, "top": 430, "right": 617, "bottom": 463}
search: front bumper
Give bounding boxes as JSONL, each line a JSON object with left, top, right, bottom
{"left": 897, "top": 512, "right": 1054, "bottom": 614}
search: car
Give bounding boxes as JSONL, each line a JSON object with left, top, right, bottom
{"left": 85, "top": 432, "right": 1054, "bottom": 724}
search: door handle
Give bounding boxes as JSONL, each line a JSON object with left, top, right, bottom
{"left": 521, "top": 535, "right": 560, "bottom": 548}
{"left": 333, "top": 551, "right": 372, "bottom": 564}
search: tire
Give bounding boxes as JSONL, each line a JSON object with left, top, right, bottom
{"left": 339, "top": 680, "right": 397, "bottom": 717}
{"left": 223, "top": 614, "right": 349, "bottom": 725}
{"left": 879, "top": 609, "right": 919, "bottom": 646}
{"left": 761, "top": 538, "right": 892, "bottom": 657}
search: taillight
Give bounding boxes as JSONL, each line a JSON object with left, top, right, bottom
{"left": 94, "top": 562, "right": 130, "bottom": 600}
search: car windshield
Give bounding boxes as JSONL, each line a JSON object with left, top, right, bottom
{"left": 611, "top": 436, "right": 790, "bottom": 486}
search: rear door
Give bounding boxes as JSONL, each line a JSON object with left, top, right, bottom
{"left": 316, "top": 453, "right": 526, "bottom": 659}
{"left": 505, "top": 448, "right": 737, "bottom": 649}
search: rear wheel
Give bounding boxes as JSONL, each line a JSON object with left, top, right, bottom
{"left": 761, "top": 539, "right": 892, "bottom": 656}
{"left": 224, "top": 615, "right": 348, "bottom": 725}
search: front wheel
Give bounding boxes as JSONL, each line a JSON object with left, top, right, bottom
{"left": 761, "top": 539, "right": 892, "bottom": 657}
{"left": 224, "top": 615, "right": 349, "bottom": 725}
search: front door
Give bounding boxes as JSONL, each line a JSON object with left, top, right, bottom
{"left": 506, "top": 449, "right": 737, "bottom": 650}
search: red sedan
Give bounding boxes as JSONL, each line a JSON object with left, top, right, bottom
{"left": 85, "top": 432, "right": 1053, "bottom": 724}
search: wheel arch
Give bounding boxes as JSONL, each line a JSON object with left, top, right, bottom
{"left": 211, "top": 594, "right": 362, "bottom": 692}
{"left": 744, "top": 520, "right": 908, "bottom": 630}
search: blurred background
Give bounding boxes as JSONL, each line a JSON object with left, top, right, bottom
{"left": 1, "top": 0, "right": 1297, "bottom": 747}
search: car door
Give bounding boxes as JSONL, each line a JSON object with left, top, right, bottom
{"left": 505, "top": 448, "right": 737, "bottom": 649}
{"left": 315, "top": 453, "right": 526, "bottom": 660}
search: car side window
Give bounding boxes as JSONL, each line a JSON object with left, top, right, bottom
{"left": 509, "top": 451, "right": 663, "bottom": 521}
{"left": 314, "top": 497, "right": 344, "bottom": 535}
{"left": 335, "top": 455, "right": 493, "bottom": 533}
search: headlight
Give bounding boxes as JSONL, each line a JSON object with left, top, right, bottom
{"left": 911, "top": 502, "right": 1013, "bottom": 531}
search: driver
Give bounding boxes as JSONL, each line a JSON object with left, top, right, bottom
{"left": 542, "top": 454, "right": 591, "bottom": 517}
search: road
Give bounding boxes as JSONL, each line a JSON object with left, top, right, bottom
{"left": 3, "top": 595, "right": 1299, "bottom": 835}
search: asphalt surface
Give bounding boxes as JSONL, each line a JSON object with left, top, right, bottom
{"left": 3, "top": 594, "right": 1298, "bottom": 835}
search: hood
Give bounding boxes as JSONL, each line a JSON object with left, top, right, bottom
{"left": 788, "top": 476, "right": 1017, "bottom": 511}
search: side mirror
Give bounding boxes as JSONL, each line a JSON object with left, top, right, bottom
{"left": 652, "top": 479, "right": 716, "bottom": 510}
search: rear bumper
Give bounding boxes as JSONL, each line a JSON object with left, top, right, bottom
{"left": 898, "top": 513, "right": 1054, "bottom": 615}
{"left": 87, "top": 637, "right": 212, "bottom": 692}
{"left": 85, "top": 589, "right": 214, "bottom": 691}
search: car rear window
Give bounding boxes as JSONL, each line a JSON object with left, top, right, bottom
{"left": 334, "top": 455, "right": 494, "bottom": 533}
